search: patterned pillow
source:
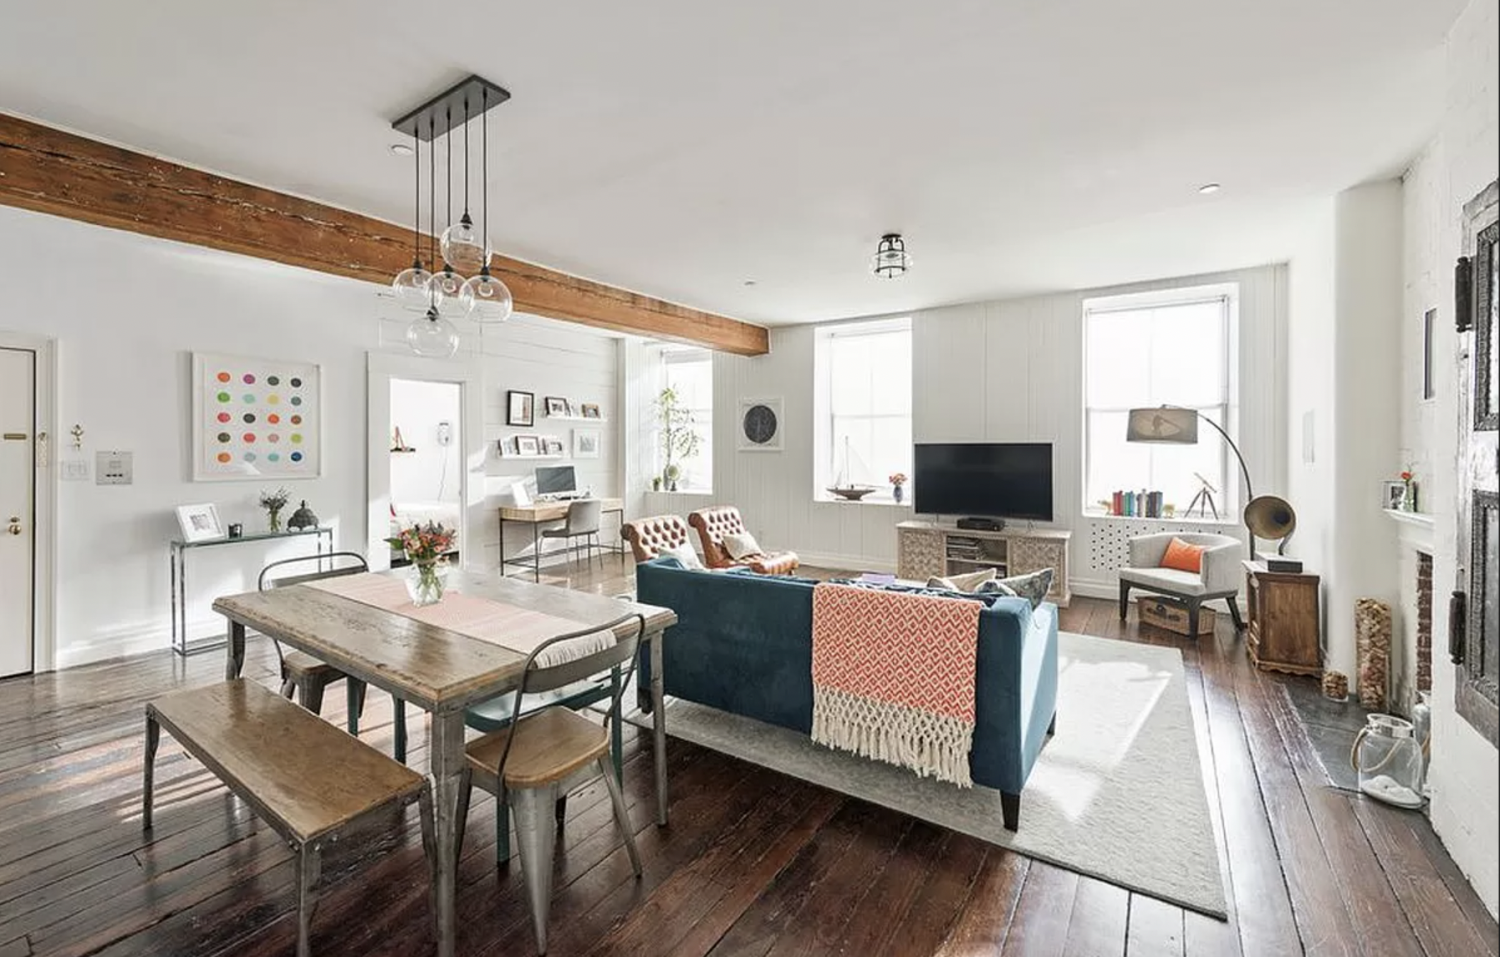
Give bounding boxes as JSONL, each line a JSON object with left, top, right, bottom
{"left": 925, "top": 568, "right": 997, "bottom": 592}
{"left": 977, "top": 568, "right": 1054, "bottom": 609}
{"left": 722, "top": 531, "right": 762, "bottom": 560}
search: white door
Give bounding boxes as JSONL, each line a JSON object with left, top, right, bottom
{"left": 0, "top": 347, "right": 35, "bottom": 677}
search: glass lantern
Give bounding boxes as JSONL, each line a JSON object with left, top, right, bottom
{"left": 1350, "top": 713, "right": 1425, "bottom": 809}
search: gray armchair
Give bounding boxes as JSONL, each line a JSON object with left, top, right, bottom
{"left": 1118, "top": 532, "right": 1244, "bottom": 636}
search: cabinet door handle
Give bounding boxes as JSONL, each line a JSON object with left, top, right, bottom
{"left": 1449, "top": 590, "right": 1466, "bottom": 664}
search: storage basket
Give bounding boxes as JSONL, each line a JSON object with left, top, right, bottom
{"left": 1137, "top": 596, "right": 1215, "bottom": 636}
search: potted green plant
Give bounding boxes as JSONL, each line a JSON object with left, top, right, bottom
{"left": 655, "top": 386, "right": 701, "bottom": 492}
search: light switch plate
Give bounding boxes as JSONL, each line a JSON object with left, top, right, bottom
{"left": 61, "top": 458, "right": 90, "bottom": 481}
{"left": 96, "top": 450, "right": 133, "bottom": 485}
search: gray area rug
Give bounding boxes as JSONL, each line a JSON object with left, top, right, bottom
{"left": 663, "top": 631, "right": 1228, "bottom": 918}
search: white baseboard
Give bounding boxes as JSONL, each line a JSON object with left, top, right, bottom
{"left": 57, "top": 619, "right": 177, "bottom": 669}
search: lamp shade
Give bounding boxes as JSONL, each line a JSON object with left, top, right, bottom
{"left": 1126, "top": 407, "right": 1200, "bottom": 444}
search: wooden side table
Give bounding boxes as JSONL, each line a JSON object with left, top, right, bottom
{"left": 1242, "top": 560, "right": 1321, "bottom": 675}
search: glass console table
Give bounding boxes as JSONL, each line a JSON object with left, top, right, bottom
{"left": 169, "top": 526, "right": 334, "bottom": 656}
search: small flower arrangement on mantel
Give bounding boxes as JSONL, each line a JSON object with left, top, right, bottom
{"left": 386, "top": 522, "right": 457, "bottom": 606}
{"left": 889, "top": 472, "right": 908, "bottom": 504}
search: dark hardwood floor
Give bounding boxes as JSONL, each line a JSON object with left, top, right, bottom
{"left": 0, "top": 560, "right": 1495, "bottom": 956}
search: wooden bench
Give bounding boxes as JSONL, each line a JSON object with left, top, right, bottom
{"left": 144, "top": 679, "right": 435, "bottom": 957}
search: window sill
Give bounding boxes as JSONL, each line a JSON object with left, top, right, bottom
{"left": 1083, "top": 510, "right": 1240, "bottom": 527}
{"left": 815, "top": 496, "right": 913, "bottom": 508}
{"left": 647, "top": 488, "right": 714, "bottom": 496}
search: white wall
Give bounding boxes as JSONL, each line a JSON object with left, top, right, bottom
{"left": 0, "top": 204, "right": 622, "bottom": 667}
{"left": 388, "top": 378, "right": 462, "bottom": 507}
{"left": 1398, "top": 0, "right": 1499, "bottom": 917}
{"left": 628, "top": 264, "right": 1287, "bottom": 584}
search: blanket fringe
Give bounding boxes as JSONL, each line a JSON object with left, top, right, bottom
{"left": 811, "top": 687, "right": 975, "bottom": 788}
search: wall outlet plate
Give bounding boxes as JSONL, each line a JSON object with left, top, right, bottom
{"left": 96, "top": 450, "right": 133, "bottom": 485}
{"left": 61, "top": 458, "right": 90, "bottom": 481}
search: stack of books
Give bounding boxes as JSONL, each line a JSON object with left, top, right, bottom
{"left": 1110, "top": 489, "right": 1166, "bottom": 518}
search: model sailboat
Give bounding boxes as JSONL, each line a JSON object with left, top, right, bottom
{"left": 826, "top": 437, "right": 879, "bottom": 501}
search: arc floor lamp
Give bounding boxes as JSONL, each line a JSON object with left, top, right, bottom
{"left": 1125, "top": 406, "right": 1296, "bottom": 559}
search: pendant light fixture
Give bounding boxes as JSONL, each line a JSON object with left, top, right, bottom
{"left": 390, "top": 76, "right": 512, "bottom": 355}
{"left": 429, "top": 108, "right": 469, "bottom": 320}
{"left": 407, "top": 115, "right": 460, "bottom": 358}
{"left": 440, "top": 97, "right": 488, "bottom": 275}
{"left": 872, "top": 233, "right": 912, "bottom": 279}
{"left": 390, "top": 123, "right": 433, "bottom": 312}
{"left": 460, "top": 87, "right": 514, "bottom": 323}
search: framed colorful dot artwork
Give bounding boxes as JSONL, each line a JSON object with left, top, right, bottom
{"left": 192, "top": 352, "right": 322, "bottom": 481}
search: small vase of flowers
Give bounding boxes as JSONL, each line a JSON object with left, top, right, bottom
{"left": 889, "top": 472, "right": 908, "bottom": 504}
{"left": 386, "top": 522, "right": 457, "bottom": 606}
{"left": 1400, "top": 468, "right": 1417, "bottom": 512}
{"left": 259, "top": 486, "right": 290, "bottom": 533}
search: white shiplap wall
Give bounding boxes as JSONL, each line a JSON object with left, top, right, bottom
{"left": 629, "top": 264, "right": 1287, "bottom": 587}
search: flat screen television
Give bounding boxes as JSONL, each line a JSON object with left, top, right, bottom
{"left": 913, "top": 443, "right": 1054, "bottom": 521}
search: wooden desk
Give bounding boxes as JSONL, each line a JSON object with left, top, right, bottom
{"left": 499, "top": 497, "right": 625, "bottom": 580}
{"left": 214, "top": 568, "right": 676, "bottom": 957}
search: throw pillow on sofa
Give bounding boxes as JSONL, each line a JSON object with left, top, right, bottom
{"left": 925, "top": 567, "right": 997, "bottom": 593}
{"left": 662, "top": 542, "right": 705, "bottom": 570}
{"left": 977, "top": 568, "right": 1054, "bottom": 609}
{"left": 722, "top": 531, "right": 762, "bottom": 560}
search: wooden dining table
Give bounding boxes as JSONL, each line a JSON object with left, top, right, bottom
{"left": 212, "top": 568, "right": 677, "bottom": 957}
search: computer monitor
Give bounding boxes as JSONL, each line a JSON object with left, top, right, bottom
{"left": 535, "top": 465, "right": 577, "bottom": 497}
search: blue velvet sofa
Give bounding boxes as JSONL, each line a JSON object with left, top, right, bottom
{"left": 635, "top": 557, "right": 1059, "bottom": 830}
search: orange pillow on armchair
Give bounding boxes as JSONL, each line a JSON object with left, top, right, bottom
{"left": 1160, "top": 537, "right": 1206, "bottom": 574}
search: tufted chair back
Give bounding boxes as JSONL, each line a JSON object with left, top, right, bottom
{"left": 620, "top": 514, "right": 691, "bottom": 563}
{"left": 688, "top": 506, "right": 748, "bottom": 568}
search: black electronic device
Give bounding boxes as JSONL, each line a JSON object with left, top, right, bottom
{"left": 535, "top": 465, "right": 578, "bottom": 497}
{"left": 914, "top": 443, "right": 1054, "bottom": 521}
{"left": 956, "top": 517, "right": 1005, "bottom": 532}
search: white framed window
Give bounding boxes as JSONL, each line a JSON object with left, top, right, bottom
{"left": 652, "top": 346, "right": 712, "bottom": 492}
{"left": 814, "top": 318, "right": 912, "bottom": 499}
{"left": 1083, "top": 287, "right": 1237, "bottom": 515}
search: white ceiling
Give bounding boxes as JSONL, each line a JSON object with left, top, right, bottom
{"left": 0, "top": 0, "right": 1465, "bottom": 326}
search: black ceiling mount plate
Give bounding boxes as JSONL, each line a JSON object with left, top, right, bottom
{"left": 391, "top": 75, "right": 511, "bottom": 141}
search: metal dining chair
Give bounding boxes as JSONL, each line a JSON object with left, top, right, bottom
{"left": 258, "top": 552, "right": 408, "bottom": 763}
{"left": 540, "top": 498, "right": 603, "bottom": 569}
{"left": 453, "top": 612, "right": 647, "bottom": 955}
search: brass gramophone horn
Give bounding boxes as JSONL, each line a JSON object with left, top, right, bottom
{"left": 1245, "top": 495, "right": 1297, "bottom": 554}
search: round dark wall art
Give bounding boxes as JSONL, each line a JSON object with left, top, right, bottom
{"left": 742, "top": 403, "right": 779, "bottom": 446}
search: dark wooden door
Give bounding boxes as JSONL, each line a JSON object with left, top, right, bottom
{"left": 1456, "top": 180, "right": 1498, "bottom": 747}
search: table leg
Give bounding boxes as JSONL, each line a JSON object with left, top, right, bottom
{"left": 428, "top": 710, "right": 466, "bottom": 957}
{"left": 532, "top": 523, "right": 541, "bottom": 583}
{"left": 224, "top": 621, "right": 246, "bottom": 680}
{"left": 169, "top": 547, "right": 180, "bottom": 656}
{"left": 498, "top": 515, "right": 506, "bottom": 576}
{"left": 650, "top": 629, "right": 668, "bottom": 826}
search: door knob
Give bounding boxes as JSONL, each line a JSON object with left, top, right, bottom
{"left": 5, "top": 517, "right": 20, "bottom": 536}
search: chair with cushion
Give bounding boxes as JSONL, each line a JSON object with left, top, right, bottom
{"left": 620, "top": 514, "right": 692, "bottom": 563}
{"left": 258, "top": 553, "right": 408, "bottom": 762}
{"left": 540, "top": 498, "right": 603, "bottom": 569}
{"left": 687, "top": 506, "right": 800, "bottom": 575}
{"left": 454, "top": 611, "right": 647, "bottom": 955}
{"left": 1117, "top": 532, "right": 1244, "bottom": 636}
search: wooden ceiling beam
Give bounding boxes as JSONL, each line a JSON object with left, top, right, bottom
{"left": 0, "top": 113, "right": 769, "bottom": 356}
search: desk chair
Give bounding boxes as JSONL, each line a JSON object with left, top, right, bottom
{"left": 540, "top": 498, "right": 603, "bottom": 570}
{"left": 258, "top": 553, "right": 408, "bottom": 762}
{"left": 454, "top": 612, "right": 647, "bottom": 955}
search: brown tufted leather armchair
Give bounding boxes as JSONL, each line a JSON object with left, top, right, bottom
{"left": 620, "top": 514, "right": 693, "bottom": 563}
{"left": 687, "top": 506, "right": 800, "bottom": 575}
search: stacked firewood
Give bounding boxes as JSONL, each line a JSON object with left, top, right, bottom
{"left": 1355, "top": 598, "right": 1392, "bottom": 711}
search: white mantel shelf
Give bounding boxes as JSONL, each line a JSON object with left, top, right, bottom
{"left": 1384, "top": 508, "right": 1436, "bottom": 550}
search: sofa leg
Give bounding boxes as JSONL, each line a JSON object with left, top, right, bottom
{"left": 1047, "top": 712, "right": 1057, "bottom": 737}
{"left": 1118, "top": 581, "right": 1131, "bottom": 621}
{"left": 1226, "top": 596, "right": 1245, "bottom": 631}
{"left": 1001, "top": 792, "right": 1021, "bottom": 832}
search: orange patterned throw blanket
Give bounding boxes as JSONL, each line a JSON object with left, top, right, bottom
{"left": 810, "top": 583, "right": 982, "bottom": 787}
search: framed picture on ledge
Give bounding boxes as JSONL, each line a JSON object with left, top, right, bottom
{"left": 507, "top": 391, "right": 535, "bottom": 427}
{"left": 175, "top": 503, "right": 224, "bottom": 542}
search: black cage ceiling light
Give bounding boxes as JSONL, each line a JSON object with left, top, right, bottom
{"left": 872, "top": 233, "right": 912, "bottom": 279}
{"left": 389, "top": 75, "right": 516, "bottom": 358}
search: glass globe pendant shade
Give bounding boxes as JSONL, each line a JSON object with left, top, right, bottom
{"left": 460, "top": 267, "right": 514, "bottom": 323}
{"left": 440, "top": 212, "right": 489, "bottom": 274}
{"left": 428, "top": 265, "right": 471, "bottom": 320}
{"left": 407, "top": 306, "right": 460, "bottom": 358}
{"left": 391, "top": 259, "right": 436, "bottom": 313}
